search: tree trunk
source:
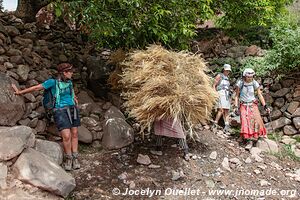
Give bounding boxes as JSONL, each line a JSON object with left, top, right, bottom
{"left": 15, "top": 0, "right": 52, "bottom": 22}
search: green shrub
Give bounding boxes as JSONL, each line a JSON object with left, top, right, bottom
{"left": 243, "top": 13, "right": 300, "bottom": 77}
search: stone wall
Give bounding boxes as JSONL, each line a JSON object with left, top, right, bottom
{"left": 0, "top": 12, "right": 114, "bottom": 140}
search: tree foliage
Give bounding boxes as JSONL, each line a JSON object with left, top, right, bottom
{"left": 52, "top": 0, "right": 294, "bottom": 49}
{"left": 243, "top": 13, "right": 300, "bottom": 77}
{"left": 215, "top": 0, "right": 294, "bottom": 29}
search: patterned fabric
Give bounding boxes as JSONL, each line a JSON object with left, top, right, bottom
{"left": 154, "top": 118, "right": 185, "bottom": 139}
{"left": 240, "top": 101, "right": 267, "bottom": 139}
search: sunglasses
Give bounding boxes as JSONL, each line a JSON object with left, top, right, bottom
{"left": 64, "top": 69, "right": 74, "bottom": 73}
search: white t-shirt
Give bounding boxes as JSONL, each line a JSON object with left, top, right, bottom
{"left": 236, "top": 79, "right": 260, "bottom": 103}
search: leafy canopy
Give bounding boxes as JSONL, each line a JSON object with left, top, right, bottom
{"left": 54, "top": 0, "right": 293, "bottom": 49}
{"left": 243, "top": 10, "right": 300, "bottom": 77}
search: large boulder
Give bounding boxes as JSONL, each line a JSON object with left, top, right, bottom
{"left": 265, "top": 117, "right": 291, "bottom": 132}
{"left": 34, "top": 139, "right": 64, "bottom": 165}
{"left": 78, "top": 126, "right": 93, "bottom": 143}
{"left": 0, "top": 126, "right": 35, "bottom": 161}
{"left": 256, "top": 138, "right": 279, "bottom": 153}
{"left": 13, "top": 148, "right": 75, "bottom": 198}
{"left": 271, "top": 88, "right": 290, "bottom": 98}
{"left": 102, "top": 107, "right": 134, "bottom": 149}
{"left": 293, "top": 117, "right": 300, "bottom": 130}
{"left": 0, "top": 72, "right": 25, "bottom": 125}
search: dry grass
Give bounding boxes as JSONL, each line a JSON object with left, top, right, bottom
{"left": 121, "top": 45, "right": 217, "bottom": 138}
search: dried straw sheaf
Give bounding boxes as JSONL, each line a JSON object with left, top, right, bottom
{"left": 121, "top": 45, "right": 217, "bottom": 138}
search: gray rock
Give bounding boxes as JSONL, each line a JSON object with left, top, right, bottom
{"left": 81, "top": 117, "right": 99, "bottom": 128}
{"left": 265, "top": 117, "right": 291, "bottom": 131}
{"left": 283, "top": 125, "right": 298, "bottom": 136}
{"left": 34, "top": 139, "right": 63, "bottom": 165}
{"left": 280, "top": 79, "right": 294, "bottom": 88}
{"left": 245, "top": 157, "right": 252, "bottom": 164}
{"left": 28, "top": 118, "right": 38, "bottom": 128}
{"left": 250, "top": 147, "right": 262, "bottom": 156}
{"left": 0, "top": 126, "right": 35, "bottom": 161}
{"left": 102, "top": 117, "right": 134, "bottom": 150}
{"left": 209, "top": 151, "right": 218, "bottom": 160}
{"left": 171, "top": 170, "right": 185, "bottom": 181}
{"left": 104, "top": 106, "right": 126, "bottom": 120}
{"left": 77, "top": 103, "right": 93, "bottom": 117}
{"left": 35, "top": 120, "right": 47, "bottom": 133}
{"left": 284, "top": 112, "right": 292, "bottom": 119}
{"left": 273, "top": 98, "right": 285, "bottom": 108}
{"left": 78, "top": 126, "right": 93, "bottom": 143}
{"left": 294, "top": 88, "right": 300, "bottom": 98}
{"left": 118, "top": 172, "right": 128, "bottom": 180}
{"left": 293, "top": 117, "right": 300, "bottom": 129}
{"left": 3, "top": 62, "right": 14, "bottom": 69}
{"left": 272, "top": 88, "right": 290, "bottom": 98}
{"left": 23, "top": 93, "right": 36, "bottom": 102}
{"left": 13, "top": 148, "right": 75, "bottom": 198}
{"left": 150, "top": 150, "right": 163, "bottom": 156}
{"left": 0, "top": 163, "right": 7, "bottom": 189}
{"left": 229, "top": 158, "right": 241, "bottom": 165}
{"left": 287, "top": 101, "right": 299, "bottom": 114}
{"left": 270, "top": 109, "right": 282, "bottom": 120}
{"left": 205, "top": 179, "right": 215, "bottom": 188}
{"left": 256, "top": 138, "right": 279, "bottom": 153}
{"left": 92, "top": 131, "right": 103, "bottom": 141}
{"left": 148, "top": 164, "right": 161, "bottom": 169}
{"left": 270, "top": 83, "right": 282, "bottom": 92}
{"left": 292, "top": 108, "right": 300, "bottom": 117}
{"left": 10, "top": 55, "right": 24, "bottom": 65}
{"left": 260, "top": 179, "right": 270, "bottom": 186}
{"left": 221, "top": 157, "right": 231, "bottom": 171}
{"left": 137, "top": 154, "right": 151, "bottom": 165}
{"left": 0, "top": 73, "right": 25, "bottom": 125}
{"left": 5, "top": 25, "right": 20, "bottom": 36}
{"left": 18, "top": 118, "right": 30, "bottom": 126}
{"left": 281, "top": 137, "right": 297, "bottom": 145}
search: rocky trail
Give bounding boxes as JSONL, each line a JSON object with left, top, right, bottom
{"left": 68, "top": 129, "right": 300, "bottom": 200}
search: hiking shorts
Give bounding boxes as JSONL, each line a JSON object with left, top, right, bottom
{"left": 54, "top": 106, "right": 81, "bottom": 131}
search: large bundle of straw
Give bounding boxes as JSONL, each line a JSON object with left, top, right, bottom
{"left": 121, "top": 45, "right": 217, "bottom": 137}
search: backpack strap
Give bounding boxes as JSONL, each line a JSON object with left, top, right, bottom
{"left": 217, "top": 73, "right": 230, "bottom": 91}
{"left": 239, "top": 80, "right": 255, "bottom": 97}
{"left": 55, "top": 80, "right": 75, "bottom": 108}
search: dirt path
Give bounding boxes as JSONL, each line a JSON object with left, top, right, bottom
{"left": 69, "top": 130, "right": 300, "bottom": 200}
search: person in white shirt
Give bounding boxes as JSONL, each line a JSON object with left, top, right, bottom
{"left": 212, "top": 64, "right": 232, "bottom": 132}
{"left": 234, "top": 68, "right": 271, "bottom": 150}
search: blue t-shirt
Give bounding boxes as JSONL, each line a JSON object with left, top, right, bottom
{"left": 42, "top": 79, "right": 75, "bottom": 108}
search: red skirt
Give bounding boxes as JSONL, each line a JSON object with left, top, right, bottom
{"left": 240, "top": 101, "right": 267, "bottom": 139}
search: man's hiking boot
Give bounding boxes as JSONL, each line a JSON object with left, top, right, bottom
{"left": 64, "top": 155, "right": 72, "bottom": 171}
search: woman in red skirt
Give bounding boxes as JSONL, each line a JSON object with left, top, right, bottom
{"left": 234, "top": 68, "right": 271, "bottom": 150}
